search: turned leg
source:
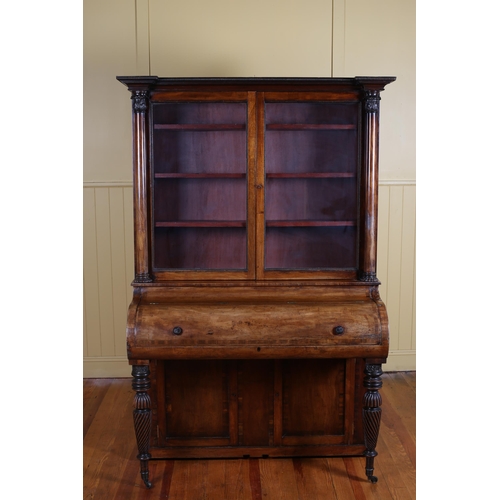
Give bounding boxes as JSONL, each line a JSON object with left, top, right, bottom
{"left": 132, "top": 364, "right": 152, "bottom": 488}
{"left": 362, "top": 363, "right": 383, "bottom": 483}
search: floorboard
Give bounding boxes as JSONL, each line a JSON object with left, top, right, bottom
{"left": 83, "top": 372, "right": 416, "bottom": 499}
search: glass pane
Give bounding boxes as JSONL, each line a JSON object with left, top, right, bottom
{"left": 264, "top": 102, "right": 358, "bottom": 270}
{"left": 152, "top": 102, "right": 247, "bottom": 271}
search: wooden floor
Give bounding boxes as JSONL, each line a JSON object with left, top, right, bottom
{"left": 84, "top": 372, "right": 415, "bottom": 500}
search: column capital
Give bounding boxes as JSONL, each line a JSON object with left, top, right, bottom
{"left": 132, "top": 90, "right": 149, "bottom": 113}
{"left": 363, "top": 89, "right": 380, "bottom": 113}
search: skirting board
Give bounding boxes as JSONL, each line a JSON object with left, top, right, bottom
{"left": 83, "top": 351, "right": 416, "bottom": 378}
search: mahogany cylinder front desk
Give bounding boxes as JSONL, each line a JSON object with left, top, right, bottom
{"left": 117, "top": 76, "right": 395, "bottom": 488}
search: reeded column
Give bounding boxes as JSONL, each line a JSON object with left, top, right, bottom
{"left": 131, "top": 90, "right": 152, "bottom": 283}
{"left": 362, "top": 363, "right": 383, "bottom": 483}
{"left": 132, "top": 364, "right": 152, "bottom": 488}
{"left": 359, "top": 89, "right": 381, "bottom": 283}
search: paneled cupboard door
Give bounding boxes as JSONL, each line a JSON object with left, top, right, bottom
{"left": 151, "top": 92, "right": 257, "bottom": 280}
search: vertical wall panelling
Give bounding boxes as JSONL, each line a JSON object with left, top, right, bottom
{"left": 377, "top": 184, "right": 391, "bottom": 306}
{"left": 377, "top": 182, "right": 416, "bottom": 371}
{"left": 386, "top": 185, "right": 404, "bottom": 351}
{"left": 84, "top": 184, "right": 134, "bottom": 377}
{"left": 83, "top": 188, "right": 101, "bottom": 358}
{"left": 83, "top": 278, "right": 88, "bottom": 358}
{"left": 109, "top": 188, "right": 128, "bottom": 357}
{"left": 399, "top": 185, "right": 416, "bottom": 351}
{"left": 94, "top": 188, "right": 115, "bottom": 356}
{"left": 123, "top": 186, "right": 135, "bottom": 308}
{"left": 412, "top": 256, "right": 416, "bottom": 352}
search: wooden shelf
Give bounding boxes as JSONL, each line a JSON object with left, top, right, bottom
{"left": 155, "top": 173, "right": 246, "bottom": 179}
{"left": 266, "top": 220, "right": 356, "bottom": 227}
{"left": 156, "top": 221, "right": 246, "bottom": 228}
{"left": 154, "top": 124, "right": 246, "bottom": 131}
{"left": 266, "top": 173, "right": 355, "bottom": 179}
{"left": 156, "top": 173, "right": 352, "bottom": 179}
{"left": 266, "top": 124, "right": 355, "bottom": 131}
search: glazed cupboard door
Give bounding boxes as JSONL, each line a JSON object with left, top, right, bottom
{"left": 150, "top": 90, "right": 362, "bottom": 281}
{"left": 151, "top": 92, "right": 257, "bottom": 280}
{"left": 256, "top": 93, "right": 360, "bottom": 280}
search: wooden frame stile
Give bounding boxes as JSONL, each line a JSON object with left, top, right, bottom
{"left": 344, "top": 358, "right": 357, "bottom": 445}
{"left": 154, "top": 359, "right": 166, "bottom": 446}
{"left": 228, "top": 360, "right": 239, "bottom": 446}
{"left": 272, "top": 359, "right": 283, "bottom": 447}
{"left": 246, "top": 91, "right": 257, "bottom": 280}
{"left": 255, "top": 91, "right": 266, "bottom": 280}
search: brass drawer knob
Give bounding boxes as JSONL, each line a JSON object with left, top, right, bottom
{"left": 172, "top": 326, "right": 183, "bottom": 335}
{"left": 333, "top": 326, "right": 344, "bottom": 335}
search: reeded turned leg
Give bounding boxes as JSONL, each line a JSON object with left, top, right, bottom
{"left": 362, "top": 363, "right": 383, "bottom": 483}
{"left": 132, "top": 364, "right": 153, "bottom": 488}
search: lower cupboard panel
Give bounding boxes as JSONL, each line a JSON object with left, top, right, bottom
{"left": 151, "top": 358, "right": 366, "bottom": 454}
